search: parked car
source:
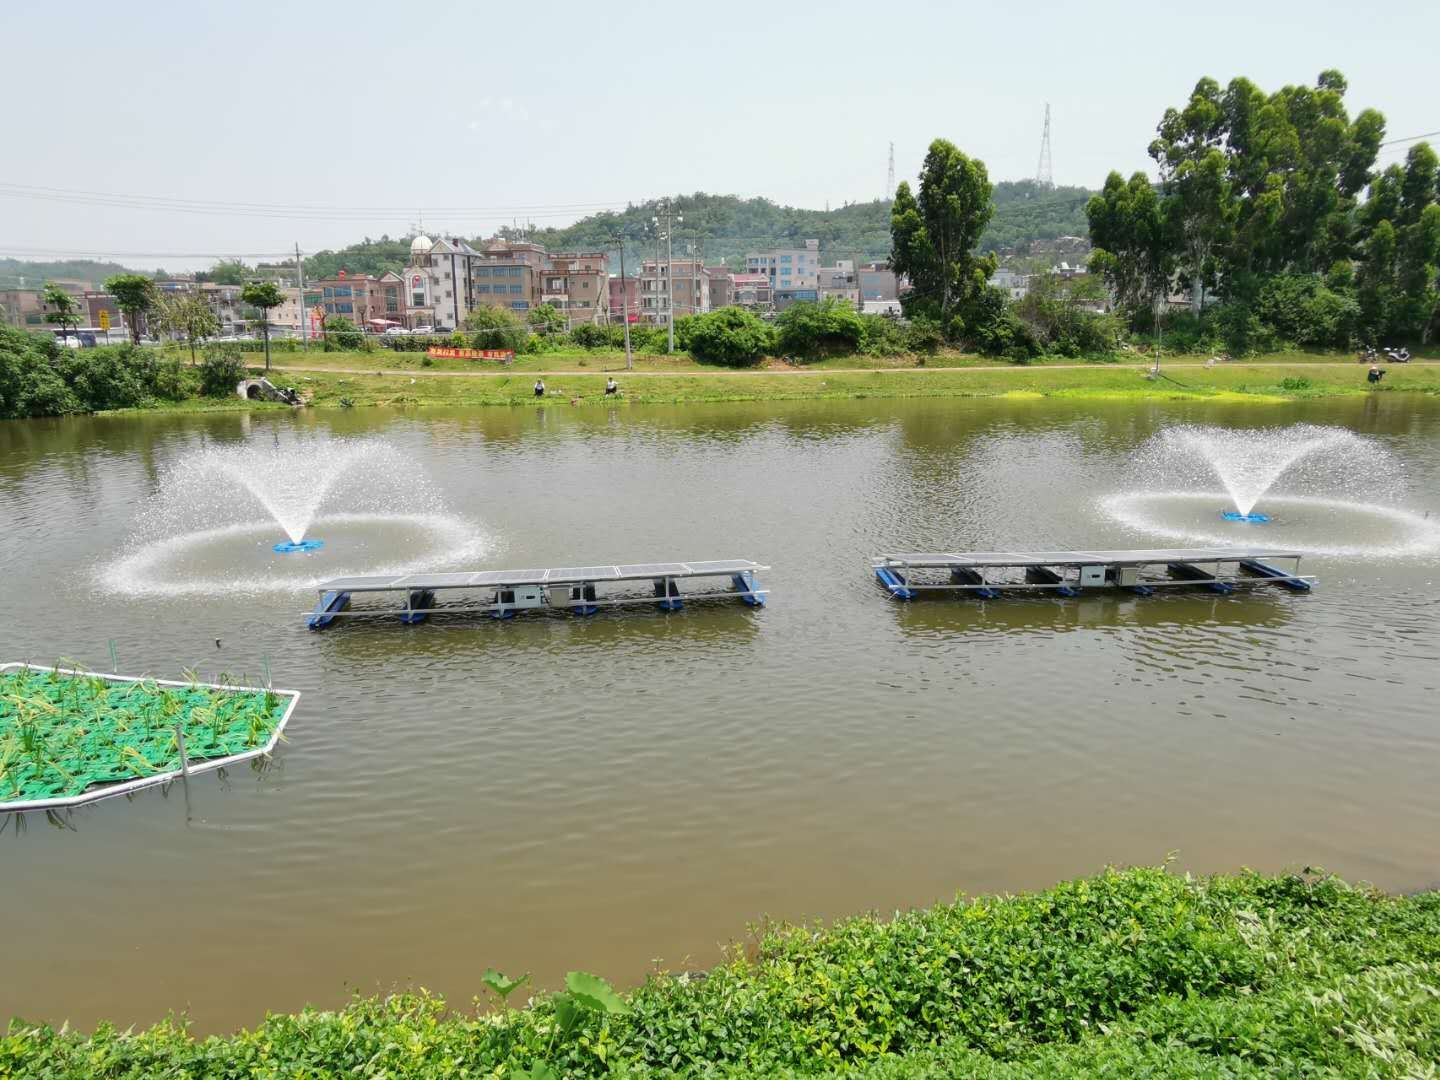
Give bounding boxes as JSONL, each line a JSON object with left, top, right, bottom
{"left": 411, "top": 325, "right": 435, "bottom": 335}
{"left": 383, "top": 326, "right": 410, "bottom": 336}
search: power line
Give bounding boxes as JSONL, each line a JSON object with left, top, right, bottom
{"left": 1378, "top": 129, "right": 1439, "bottom": 147}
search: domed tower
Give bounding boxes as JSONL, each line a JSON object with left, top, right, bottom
{"left": 409, "top": 235, "right": 433, "bottom": 265}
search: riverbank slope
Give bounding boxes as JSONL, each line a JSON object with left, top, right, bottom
{"left": 5, "top": 866, "right": 1437, "bottom": 1076}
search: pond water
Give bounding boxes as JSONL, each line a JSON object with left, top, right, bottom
{"left": 2, "top": 394, "right": 1439, "bottom": 1033}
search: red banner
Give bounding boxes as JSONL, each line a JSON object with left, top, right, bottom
{"left": 426, "top": 347, "right": 515, "bottom": 362}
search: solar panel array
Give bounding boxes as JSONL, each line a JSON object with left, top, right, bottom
{"left": 319, "top": 560, "right": 768, "bottom": 593}
{"left": 875, "top": 547, "right": 1301, "bottom": 569}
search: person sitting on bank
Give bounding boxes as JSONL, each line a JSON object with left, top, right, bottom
{"left": 534, "top": 378, "right": 546, "bottom": 397}
{"left": 605, "top": 377, "right": 619, "bottom": 396}
{"left": 1367, "top": 365, "right": 1385, "bottom": 385}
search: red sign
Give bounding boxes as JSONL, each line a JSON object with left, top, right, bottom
{"left": 426, "top": 346, "right": 514, "bottom": 363}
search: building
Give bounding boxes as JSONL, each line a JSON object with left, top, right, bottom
{"left": 746, "top": 239, "right": 820, "bottom": 291}
{"left": 773, "top": 286, "right": 819, "bottom": 312}
{"left": 1, "top": 283, "right": 94, "bottom": 334}
{"left": 83, "top": 292, "right": 124, "bottom": 332}
{"left": 608, "top": 275, "right": 640, "bottom": 323}
{"left": 729, "top": 273, "right": 772, "bottom": 310}
{"left": 989, "top": 268, "right": 1031, "bottom": 300}
{"left": 267, "top": 287, "right": 304, "bottom": 332}
{"left": 472, "top": 238, "right": 546, "bottom": 319}
{"left": 858, "top": 263, "right": 900, "bottom": 303}
{"left": 539, "top": 252, "right": 609, "bottom": 326}
{"left": 304, "top": 272, "right": 407, "bottom": 330}
{"left": 638, "top": 258, "right": 710, "bottom": 324}
{"left": 706, "top": 268, "right": 733, "bottom": 312}
{"left": 817, "top": 261, "right": 859, "bottom": 308}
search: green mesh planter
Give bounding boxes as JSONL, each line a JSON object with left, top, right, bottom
{"left": 0, "top": 663, "right": 300, "bottom": 812}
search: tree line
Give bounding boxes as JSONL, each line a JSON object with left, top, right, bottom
{"left": 1087, "top": 70, "right": 1439, "bottom": 351}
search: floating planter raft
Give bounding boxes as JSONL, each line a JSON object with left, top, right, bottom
{"left": 872, "top": 548, "right": 1315, "bottom": 599}
{"left": 0, "top": 663, "right": 300, "bottom": 813}
{"left": 306, "top": 559, "right": 769, "bottom": 629}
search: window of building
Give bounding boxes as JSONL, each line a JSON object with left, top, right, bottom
{"left": 781, "top": 255, "right": 792, "bottom": 262}
{"left": 386, "top": 299, "right": 398, "bottom": 312}
{"left": 511, "top": 301, "right": 529, "bottom": 310}
{"left": 412, "top": 291, "right": 425, "bottom": 306}
{"left": 475, "top": 267, "right": 490, "bottom": 277}
{"left": 445, "top": 290, "right": 452, "bottom": 299}
{"left": 477, "top": 285, "right": 490, "bottom": 294}
{"left": 509, "top": 284, "right": 522, "bottom": 294}
{"left": 509, "top": 267, "right": 523, "bottom": 277}
{"left": 322, "top": 287, "right": 334, "bottom": 298}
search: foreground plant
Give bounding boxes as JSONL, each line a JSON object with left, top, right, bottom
{"left": 3, "top": 866, "right": 1438, "bottom": 1077}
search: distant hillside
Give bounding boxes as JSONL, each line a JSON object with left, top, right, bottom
{"left": 261, "top": 184, "right": 1096, "bottom": 281}
{"left": 0, "top": 257, "right": 147, "bottom": 289}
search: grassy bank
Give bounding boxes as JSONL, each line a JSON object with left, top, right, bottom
{"left": 4, "top": 866, "right": 1437, "bottom": 1077}
{"left": 260, "top": 359, "right": 1440, "bottom": 411}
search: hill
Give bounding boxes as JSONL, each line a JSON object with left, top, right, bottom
{"left": 0, "top": 257, "right": 148, "bottom": 290}
{"left": 264, "top": 183, "right": 1096, "bottom": 281}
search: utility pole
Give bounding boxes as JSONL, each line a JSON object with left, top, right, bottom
{"left": 653, "top": 199, "right": 681, "bottom": 352}
{"left": 296, "top": 242, "right": 308, "bottom": 348}
{"left": 1036, "top": 104, "right": 1054, "bottom": 189}
{"left": 611, "top": 236, "right": 632, "bottom": 370}
{"left": 886, "top": 142, "right": 895, "bottom": 201}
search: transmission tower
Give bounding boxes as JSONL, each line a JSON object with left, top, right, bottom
{"left": 886, "top": 142, "right": 896, "bottom": 201}
{"left": 1036, "top": 104, "right": 1054, "bottom": 189}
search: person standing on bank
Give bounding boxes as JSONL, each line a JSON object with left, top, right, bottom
{"left": 605, "top": 377, "right": 618, "bottom": 397}
{"left": 1367, "top": 365, "right": 1385, "bottom": 386}
{"left": 534, "top": 378, "right": 546, "bottom": 398}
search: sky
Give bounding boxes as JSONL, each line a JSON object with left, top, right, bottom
{"left": 3, "top": 0, "right": 1437, "bottom": 272}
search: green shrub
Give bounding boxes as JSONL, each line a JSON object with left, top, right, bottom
{"left": 322, "top": 316, "right": 363, "bottom": 350}
{"left": 199, "top": 345, "right": 247, "bottom": 396}
{"left": 464, "top": 306, "right": 529, "bottom": 352}
{"left": 905, "top": 316, "right": 944, "bottom": 354}
{"left": 2, "top": 868, "right": 1436, "bottom": 1077}
{"left": 776, "top": 298, "right": 865, "bottom": 358}
{"left": 685, "top": 307, "right": 775, "bottom": 366}
{"left": 858, "top": 314, "right": 910, "bottom": 356}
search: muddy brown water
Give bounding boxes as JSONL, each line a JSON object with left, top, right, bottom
{"left": 2, "top": 394, "right": 1438, "bottom": 1033}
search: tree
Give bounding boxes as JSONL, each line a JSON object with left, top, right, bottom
{"left": 203, "top": 260, "right": 251, "bottom": 286}
{"left": 527, "top": 303, "right": 565, "bottom": 336}
{"left": 321, "top": 315, "right": 362, "bottom": 350}
{"left": 42, "top": 283, "right": 82, "bottom": 345}
{"left": 1086, "top": 172, "right": 1174, "bottom": 325}
{"left": 464, "top": 306, "right": 528, "bottom": 352}
{"left": 685, "top": 307, "right": 774, "bottom": 366}
{"left": 104, "top": 274, "right": 158, "bottom": 345}
{"left": 156, "top": 294, "right": 221, "bottom": 364}
{"left": 239, "top": 281, "right": 284, "bottom": 370}
{"left": 889, "top": 139, "right": 997, "bottom": 335}
{"left": 775, "top": 298, "right": 865, "bottom": 358}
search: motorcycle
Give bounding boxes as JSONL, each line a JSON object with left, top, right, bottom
{"left": 1384, "top": 347, "right": 1411, "bottom": 363}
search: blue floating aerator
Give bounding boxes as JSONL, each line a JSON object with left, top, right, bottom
{"left": 273, "top": 539, "right": 325, "bottom": 553}
{"left": 1221, "top": 511, "right": 1270, "bottom": 524}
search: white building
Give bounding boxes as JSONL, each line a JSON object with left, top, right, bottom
{"left": 405, "top": 234, "right": 487, "bottom": 330}
{"left": 746, "top": 239, "right": 820, "bottom": 292}
{"left": 989, "top": 268, "right": 1031, "bottom": 300}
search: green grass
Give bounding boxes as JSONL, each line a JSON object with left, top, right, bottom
{"left": 5, "top": 866, "right": 1438, "bottom": 1077}
{"left": 263, "top": 361, "right": 1440, "bottom": 411}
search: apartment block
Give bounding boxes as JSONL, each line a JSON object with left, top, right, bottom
{"left": 817, "top": 261, "right": 859, "bottom": 308}
{"left": 540, "top": 251, "right": 609, "bottom": 325}
{"left": 729, "top": 273, "right": 772, "bottom": 310}
{"left": 638, "top": 258, "right": 710, "bottom": 323}
{"left": 858, "top": 262, "right": 900, "bottom": 302}
{"left": 706, "top": 268, "right": 733, "bottom": 311}
{"left": 745, "top": 239, "right": 820, "bottom": 291}
{"left": 304, "top": 272, "right": 406, "bottom": 328}
{"left": 609, "top": 275, "right": 640, "bottom": 323}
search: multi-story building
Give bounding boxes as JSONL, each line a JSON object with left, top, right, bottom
{"left": 1, "top": 283, "right": 96, "bottom": 334}
{"left": 83, "top": 292, "right": 124, "bottom": 332}
{"left": 989, "top": 268, "right": 1030, "bottom": 300}
{"left": 817, "top": 261, "right": 859, "bottom": 308}
{"left": 858, "top": 262, "right": 901, "bottom": 303}
{"left": 729, "top": 273, "right": 772, "bottom": 310}
{"left": 304, "top": 272, "right": 407, "bottom": 329}
{"left": 539, "top": 252, "right": 609, "bottom": 326}
{"left": 608, "top": 275, "right": 640, "bottom": 323}
{"left": 706, "top": 268, "right": 733, "bottom": 311}
{"left": 638, "top": 258, "right": 710, "bottom": 324}
{"left": 472, "top": 238, "right": 546, "bottom": 319}
{"left": 267, "top": 287, "right": 305, "bottom": 332}
{"left": 745, "top": 239, "right": 820, "bottom": 292}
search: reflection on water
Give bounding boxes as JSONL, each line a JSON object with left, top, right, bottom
{"left": 1, "top": 393, "right": 1439, "bottom": 1035}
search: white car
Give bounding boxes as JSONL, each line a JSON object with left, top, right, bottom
{"left": 383, "top": 326, "right": 410, "bottom": 336}
{"left": 411, "top": 325, "right": 435, "bottom": 335}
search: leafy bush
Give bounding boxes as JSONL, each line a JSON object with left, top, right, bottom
{"left": 1255, "top": 273, "right": 1359, "bottom": 348}
{"left": 905, "top": 316, "right": 945, "bottom": 354}
{"left": 3, "top": 868, "right": 1437, "bottom": 1077}
{"left": 776, "top": 298, "right": 865, "bottom": 358}
{"left": 0, "top": 327, "right": 80, "bottom": 418}
{"left": 567, "top": 322, "right": 614, "bottom": 349}
{"left": 858, "top": 314, "right": 910, "bottom": 356}
{"left": 322, "top": 316, "right": 363, "bottom": 350}
{"left": 464, "top": 306, "right": 529, "bottom": 352}
{"left": 199, "top": 345, "right": 248, "bottom": 397}
{"left": 685, "top": 307, "right": 775, "bottom": 366}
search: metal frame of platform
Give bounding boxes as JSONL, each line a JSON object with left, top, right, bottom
{"left": 872, "top": 548, "right": 1314, "bottom": 599}
{"left": 307, "top": 559, "right": 769, "bottom": 628}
